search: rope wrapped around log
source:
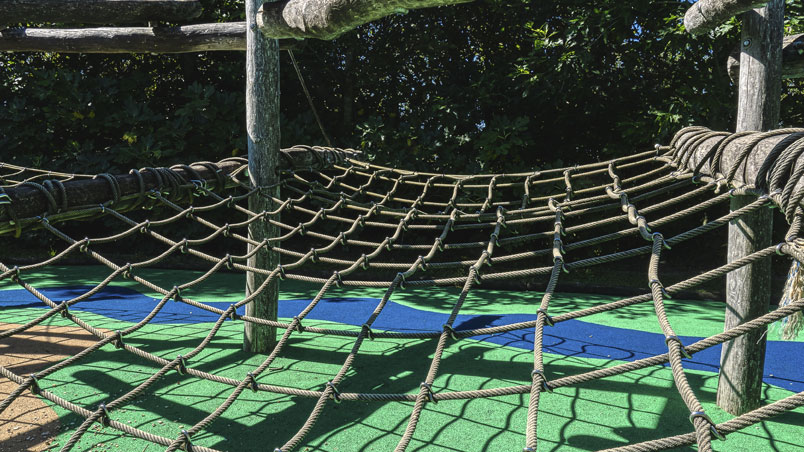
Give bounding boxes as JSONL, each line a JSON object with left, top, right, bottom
{"left": 0, "top": 145, "right": 360, "bottom": 234}
{"left": 668, "top": 126, "right": 804, "bottom": 222}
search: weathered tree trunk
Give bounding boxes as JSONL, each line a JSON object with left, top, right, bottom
{"left": 0, "top": 23, "right": 300, "bottom": 53}
{"left": 718, "top": 0, "right": 783, "bottom": 415}
{"left": 0, "top": 0, "right": 201, "bottom": 25}
{"left": 684, "top": 0, "right": 768, "bottom": 36}
{"left": 256, "top": 0, "right": 473, "bottom": 40}
{"left": 727, "top": 33, "right": 804, "bottom": 81}
{"left": 244, "top": 0, "right": 281, "bottom": 354}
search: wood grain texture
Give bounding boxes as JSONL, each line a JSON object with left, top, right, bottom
{"left": 684, "top": 0, "right": 767, "bottom": 36}
{"left": 719, "top": 0, "right": 783, "bottom": 416}
{"left": 0, "top": 23, "right": 301, "bottom": 53}
{"left": 243, "top": 0, "right": 281, "bottom": 354}
{"left": 720, "top": 194, "right": 773, "bottom": 414}
{"left": 256, "top": 0, "right": 473, "bottom": 40}
{"left": 0, "top": 0, "right": 201, "bottom": 25}
{"left": 727, "top": 33, "right": 804, "bottom": 81}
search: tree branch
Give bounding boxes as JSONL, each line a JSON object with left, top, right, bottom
{"left": 0, "top": 23, "right": 300, "bottom": 53}
{"left": 257, "top": 0, "right": 473, "bottom": 40}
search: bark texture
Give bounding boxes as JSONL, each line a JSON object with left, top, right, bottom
{"left": 1, "top": 23, "right": 241, "bottom": 53}
{"left": 243, "top": 0, "right": 281, "bottom": 354}
{"left": 0, "top": 0, "right": 201, "bottom": 25}
{"left": 257, "top": 0, "right": 473, "bottom": 40}
{"left": 684, "top": 0, "right": 768, "bottom": 36}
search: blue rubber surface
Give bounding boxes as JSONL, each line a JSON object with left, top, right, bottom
{"left": 2, "top": 285, "right": 802, "bottom": 393}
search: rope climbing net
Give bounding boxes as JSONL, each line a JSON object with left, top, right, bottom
{"left": 2, "top": 128, "right": 804, "bottom": 452}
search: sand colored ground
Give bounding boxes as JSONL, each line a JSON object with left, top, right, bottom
{"left": 0, "top": 324, "right": 100, "bottom": 452}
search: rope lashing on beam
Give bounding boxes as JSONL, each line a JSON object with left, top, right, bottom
{"left": 0, "top": 146, "right": 360, "bottom": 235}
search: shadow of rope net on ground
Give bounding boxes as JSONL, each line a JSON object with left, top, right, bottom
{"left": 1, "top": 129, "right": 804, "bottom": 452}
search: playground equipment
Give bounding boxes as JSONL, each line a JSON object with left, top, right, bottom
{"left": 2, "top": 0, "right": 804, "bottom": 450}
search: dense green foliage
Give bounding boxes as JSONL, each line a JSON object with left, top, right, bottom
{"left": 1, "top": 0, "right": 803, "bottom": 174}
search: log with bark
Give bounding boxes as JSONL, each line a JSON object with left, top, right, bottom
{"left": 257, "top": 0, "right": 473, "bottom": 40}
{"left": 718, "top": 0, "right": 782, "bottom": 416}
{"left": 671, "top": 128, "right": 801, "bottom": 194}
{"left": 0, "top": 146, "right": 360, "bottom": 235}
{"left": 684, "top": 0, "right": 768, "bottom": 36}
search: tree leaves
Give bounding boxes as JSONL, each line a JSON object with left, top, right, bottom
{"left": 1, "top": 0, "right": 802, "bottom": 174}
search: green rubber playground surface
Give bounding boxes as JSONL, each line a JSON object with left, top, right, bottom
{"left": 2, "top": 266, "right": 803, "bottom": 451}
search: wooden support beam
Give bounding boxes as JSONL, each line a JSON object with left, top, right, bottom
{"left": 243, "top": 0, "right": 281, "bottom": 354}
{"left": 727, "top": 33, "right": 804, "bottom": 81}
{"left": 256, "top": 0, "right": 472, "bottom": 40}
{"left": 0, "top": 23, "right": 301, "bottom": 53}
{"left": 720, "top": 0, "right": 784, "bottom": 416}
{"left": 684, "top": 0, "right": 768, "bottom": 36}
{"left": 0, "top": 146, "right": 359, "bottom": 235}
{"left": 0, "top": 0, "right": 201, "bottom": 25}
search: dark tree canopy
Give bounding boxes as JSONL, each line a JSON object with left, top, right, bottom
{"left": 1, "top": 0, "right": 803, "bottom": 175}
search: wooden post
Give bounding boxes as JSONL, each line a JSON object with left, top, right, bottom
{"left": 243, "top": 0, "right": 280, "bottom": 353}
{"left": 717, "top": 0, "right": 784, "bottom": 415}
{"left": 684, "top": 0, "right": 768, "bottom": 36}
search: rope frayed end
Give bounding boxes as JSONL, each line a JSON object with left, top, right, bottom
{"left": 778, "top": 260, "right": 804, "bottom": 340}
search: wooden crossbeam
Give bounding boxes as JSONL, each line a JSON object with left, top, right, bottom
{"left": 0, "top": 23, "right": 300, "bottom": 53}
{"left": 0, "top": 0, "right": 201, "bottom": 25}
{"left": 719, "top": 0, "right": 784, "bottom": 416}
{"left": 684, "top": 0, "right": 768, "bottom": 36}
{"left": 257, "top": 0, "right": 473, "bottom": 40}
